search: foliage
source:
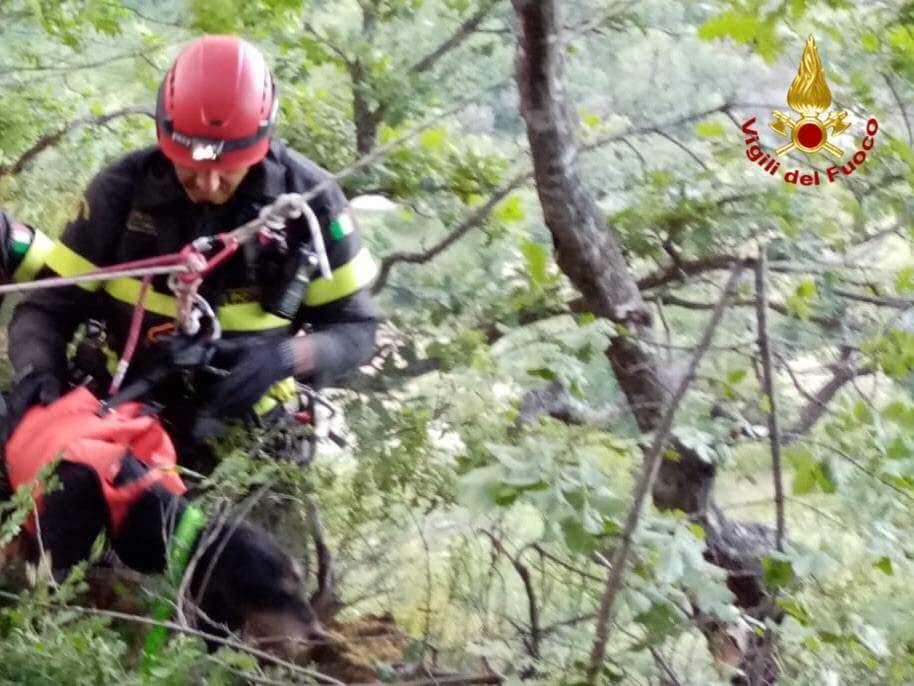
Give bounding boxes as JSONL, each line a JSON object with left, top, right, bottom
{"left": 4, "top": 0, "right": 914, "bottom": 683}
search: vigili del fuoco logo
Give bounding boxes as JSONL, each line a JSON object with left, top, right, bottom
{"left": 741, "top": 35, "right": 879, "bottom": 186}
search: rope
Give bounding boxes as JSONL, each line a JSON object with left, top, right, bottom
{"left": 0, "top": 264, "right": 188, "bottom": 294}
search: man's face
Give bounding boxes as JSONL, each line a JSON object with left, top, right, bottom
{"left": 173, "top": 163, "right": 251, "bottom": 205}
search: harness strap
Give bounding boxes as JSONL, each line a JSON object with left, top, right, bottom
{"left": 142, "top": 504, "right": 207, "bottom": 672}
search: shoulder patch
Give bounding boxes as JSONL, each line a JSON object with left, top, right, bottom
{"left": 329, "top": 212, "right": 355, "bottom": 241}
{"left": 125, "top": 210, "right": 157, "bottom": 236}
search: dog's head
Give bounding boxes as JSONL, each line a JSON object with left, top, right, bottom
{"left": 189, "top": 516, "right": 321, "bottom": 661}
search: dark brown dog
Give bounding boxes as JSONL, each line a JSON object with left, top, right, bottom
{"left": 3, "top": 452, "right": 321, "bottom": 662}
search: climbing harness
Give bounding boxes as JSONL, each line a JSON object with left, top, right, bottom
{"left": 0, "top": 193, "right": 333, "bottom": 403}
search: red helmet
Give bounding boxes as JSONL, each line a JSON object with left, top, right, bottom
{"left": 156, "top": 35, "right": 279, "bottom": 170}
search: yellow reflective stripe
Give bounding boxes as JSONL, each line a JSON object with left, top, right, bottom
{"left": 252, "top": 377, "right": 297, "bottom": 416}
{"left": 104, "top": 280, "right": 289, "bottom": 332}
{"left": 217, "top": 302, "right": 290, "bottom": 332}
{"left": 304, "top": 248, "right": 378, "bottom": 307}
{"left": 12, "top": 229, "right": 54, "bottom": 283}
{"left": 104, "top": 278, "right": 178, "bottom": 317}
{"left": 44, "top": 241, "right": 103, "bottom": 292}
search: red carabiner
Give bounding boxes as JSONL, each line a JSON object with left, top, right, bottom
{"left": 200, "top": 234, "right": 240, "bottom": 276}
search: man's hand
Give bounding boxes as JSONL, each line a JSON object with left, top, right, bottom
{"left": 198, "top": 336, "right": 297, "bottom": 419}
{"left": 3, "top": 368, "right": 62, "bottom": 442}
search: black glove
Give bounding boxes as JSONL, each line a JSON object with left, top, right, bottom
{"left": 154, "top": 332, "right": 218, "bottom": 371}
{"left": 3, "top": 368, "right": 62, "bottom": 442}
{"left": 197, "top": 336, "right": 297, "bottom": 420}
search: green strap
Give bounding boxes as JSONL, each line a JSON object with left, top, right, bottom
{"left": 142, "top": 505, "right": 207, "bottom": 673}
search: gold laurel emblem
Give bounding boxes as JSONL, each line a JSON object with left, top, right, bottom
{"left": 769, "top": 35, "right": 850, "bottom": 158}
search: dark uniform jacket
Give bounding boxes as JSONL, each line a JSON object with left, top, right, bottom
{"left": 7, "top": 141, "right": 380, "bottom": 410}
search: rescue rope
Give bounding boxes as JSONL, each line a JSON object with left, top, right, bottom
{"left": 0, "top": 263, "right": 188, "bottom": 293}
{"left": 0, "top": 193, "right": 329, "bottom": 391}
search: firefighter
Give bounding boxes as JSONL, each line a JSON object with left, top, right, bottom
{"left": 3, "top": 35, "right": 380, "bottom": 454}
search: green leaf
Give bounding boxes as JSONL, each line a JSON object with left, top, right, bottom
{"left": 896, "top": 266, "right": 914, "bottom": 293}
{"left": 695, "top": 122, "right": 726, "bottom": 138}
{"left": 418, "top": 127, "right": 447, "bottom": 151}
{"left": 698, "top": 11, "right": 782, "bottom": 62}
{"left": 635, "top": 601, "right": 683, "bottom": 639}
{"left": 726, "top": 368, "right": 747, "bottom": 385}
{"left": 874, "top": 556, "right": 894, "bottom": 575}
{"left": 521, "top": 240, "right": 549, "bottom": 284}
{"left": 792, "top": 463, "right": 818, "bottom": 495}
{"left": 699, "top": 12, "right": 760, "bottom": 43}
{"left": 853, "top": 401, "right": 872, "bottom": 423}
{"left": 527, "top": 367, "right": 557, "bottom": 381}
{"left": 762, "top": 555, "right": 796, "bottom": 588}
{"left": 886, "top": 435, "right": 910, "bottom": 460}
{"left": 579, "top": 110, "right": 602, "bottom": 129}
{"left": 779, "top": 598, "right": 810, "bottom": 625}
{"left": 494, "top": 195, "right": 525, "bottom": 224}
{"left": 882, "top": 400, "right": 914, "bottom": 428}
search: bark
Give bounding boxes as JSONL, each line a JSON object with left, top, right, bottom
{"left": 352, "top": 4, "right": 382, "bottom": 156}
{"left": 511, "top": 1, "right": 780, "bottom": 682}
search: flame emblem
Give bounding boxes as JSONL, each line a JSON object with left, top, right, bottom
{"left": 769, "top": 36, "right": 850, "bottom": 158}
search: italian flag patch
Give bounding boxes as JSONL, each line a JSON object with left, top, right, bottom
{"left": 329, "top": 212, "right": 354, "bottom": 241}
{"left": 10, "top": 223, "right": 33, "bottom": 255}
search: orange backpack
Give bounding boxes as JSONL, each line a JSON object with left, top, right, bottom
{"left": 4, "top": 387, "right": 186, "bottom": 535}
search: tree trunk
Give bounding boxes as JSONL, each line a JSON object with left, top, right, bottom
{"left": 352, "top": 2, "right": 383, "bottom": 156}
{"left": 510, "top": 1, "right": 779, "bottom": 682}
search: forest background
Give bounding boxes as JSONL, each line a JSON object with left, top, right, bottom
{"left": 2, "top": 1, "right": 914, "bottom": 685}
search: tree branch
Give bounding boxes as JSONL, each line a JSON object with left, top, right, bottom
{"left": 481, "top": 530, "right": 542, "bottom": 660}
{"left": 0, "top": 49, "right": 163, "bottom": 80}
{"left": 883, "top": 72, "right": 912, "bottom": 146}
{"left": 306, "top": 496, "right": 340, "bottom": 622}
{"left": 834, "top": 287, "right": 913, "bottom": 309}
{"left": 303, "top": 21, "right": 352, "bottom": 66}
{"left": 785, "top": 362, "right": 874, "bottom": 439}
{"left": 409, "top": 0, "right": 500, "bottom": 75}
{"left": 648, "top": 292, "right": 841, "bottom": 329}
{"left": 585, "top": 262, "right": 743, "bottom": 683}
{"left": 755, "top": 249, "right": 785, "bottom": 551}
{"left": 0, "top": 107, "right": 153, "bottom": 178}
{"left": 371, "top": 170, "right": 530, "bottom": 292}
{"left": 637, "top": 254, "right": 742, "bottom": 290}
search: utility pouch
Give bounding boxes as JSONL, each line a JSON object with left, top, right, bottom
{"left": 261, "top": 243, "right": 317, "bottom": 320}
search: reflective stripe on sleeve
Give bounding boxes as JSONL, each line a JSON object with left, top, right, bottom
{"left": 44, "top": 241, "right": 104, "bottom": 292}
{"left": 304, "top": 247, "right": 378, "bottom": 307}
{"left": 217, "top": 302, "right": 291, "bottom": 332}
{"left": 12, "top": 229, "right": 55, "bottom": 283}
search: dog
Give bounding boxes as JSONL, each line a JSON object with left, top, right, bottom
{"left": 0, "top": 387, "right": 322, "bottom": 662}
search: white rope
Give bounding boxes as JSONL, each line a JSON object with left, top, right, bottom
{"left": 0, "top": 264, "right": 189, "bottom": 295}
